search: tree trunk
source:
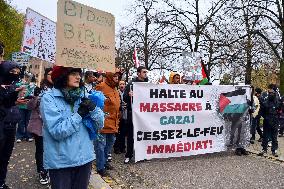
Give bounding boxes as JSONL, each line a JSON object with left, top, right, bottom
{"left": 280, "top": 59, "right": 284, "bottom": 94}
{"left": 144, "top": 16, "right": 150, "bottom": 69}
{"left": 245, "top": 34, "right": 252, "bottom": 84}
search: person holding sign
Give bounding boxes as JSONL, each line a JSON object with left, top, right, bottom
{"left": 123, "top": 66, "right": 148, "bottom": 164}
{"left": 40, "top": 66, "right": 104, "bottom": 189}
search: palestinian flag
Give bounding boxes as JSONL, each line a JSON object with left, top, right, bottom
{"left": 219, "top": 89, "right": 249, "bottom": 116}
{"left": 197, "top": 60, "right": 209, "bottom": 85}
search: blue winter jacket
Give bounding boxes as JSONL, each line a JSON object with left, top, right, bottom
{"left": 40, "top": 88, "right": 104, "bottom": 169}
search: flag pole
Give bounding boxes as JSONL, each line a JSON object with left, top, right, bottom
{"left": 201, "top": 58, "right": 210, "bottom": 83}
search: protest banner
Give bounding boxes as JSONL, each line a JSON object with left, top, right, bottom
{"left": 12, "top": 52, "right": 30, "bottom": 66}
{"left": 22, "top": 8, "right": 56, "bottom": 63}
{"left": 133, "top": 83, "right": 251, "bottom": 162}
{"left": 56, "top": 0, "right": 115, "bottom": 71}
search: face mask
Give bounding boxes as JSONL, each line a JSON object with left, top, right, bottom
{"left": 4, "top": 73, "right": 19, "bottom": 84}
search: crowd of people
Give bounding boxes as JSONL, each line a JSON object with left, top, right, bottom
{"left": 0, "top": 40, "right": 284, "bottom": 189}
{"left": 250, "top": 84, "right": 284, "bottom": 157}
{"left": 0, "top": 41, "right": 150, "bottom": 189}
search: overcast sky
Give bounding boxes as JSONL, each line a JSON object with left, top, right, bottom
{"left": 10, "top": 0, "right": 131, "bottom": 29}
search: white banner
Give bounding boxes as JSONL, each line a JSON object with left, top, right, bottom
{"left": 12, "top": 52, "right": 30, "bottom": 66}
{"left": 133, "top": 83, "right": 251, "bottom": 162}
{"left": 22, "top": 8, "right": 56, "bottom": 63}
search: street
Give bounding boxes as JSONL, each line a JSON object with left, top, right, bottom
{"left": 6, "top": 136, "right": 284, "bottom": 189}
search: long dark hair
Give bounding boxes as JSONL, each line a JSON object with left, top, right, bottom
{"left": 40, "top": 68, "right": 53, "bottom": 90}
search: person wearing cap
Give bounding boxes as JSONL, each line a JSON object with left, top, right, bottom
{"left": 40, "top": 66, "right": 104, "bottom": 189}
{"left": 95, "top": 72, "right": 121, "bottom": 177}
{"left": 0, "top": 61, "right": 24, "bottom": 189}
{"left": 258, "top": 84, "right": 281, "bottom": 157}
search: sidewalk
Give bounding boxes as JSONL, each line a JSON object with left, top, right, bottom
{"left": 247, "top": 135, "right": 284, "bottom": 162}
{"left": 6, "top": 141, "right": 112, "bottom": 189}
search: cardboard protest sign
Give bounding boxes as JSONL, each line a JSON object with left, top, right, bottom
{"left": 56, "top": 0, "right": 115, "bottom": 71}
{"left": 12, "top": 52, "right": 30, "bottom": 66}
{"left": 133, "top": 83, "right": 251, "bottom": 162}
{"left": 22, "top": 8, "right": 56, "bottom": 63}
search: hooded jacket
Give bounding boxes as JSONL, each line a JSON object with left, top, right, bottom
{"left": 0, "top": 61, "right": 21, "bottom": 139}
{"left": 95, "top": 72, "right": 120, "bottom": 133}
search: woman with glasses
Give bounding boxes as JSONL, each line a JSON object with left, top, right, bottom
{"left": 40, "top": 66, "right": 104, "bottom": 189}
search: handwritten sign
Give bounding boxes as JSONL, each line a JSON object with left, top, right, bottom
{"left": 180, "top": 52, "right": 203, "bottom": 81}
{"left": 56, "top": 0, "right": 115, "bottom": 71}
{"left": 22, "top": 8, "right": 56, "bottom": 63}
{"left": 12, "top": 52, "right": 30, "bottom": 66}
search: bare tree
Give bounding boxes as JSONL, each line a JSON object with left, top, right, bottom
{"left": 115, "top": 26, "right": 135, "bottom": 81}
{"left": 245, "top": 0, "right": 284, "bottom": 92}
{"left": 207, "top": 0, "right": 274, "bottom": 84}
{"left": 122, "top": 0, "right": 179, "bottom": 71}
{"left": 154, "top": 0, "right": 227, "bottom": 77}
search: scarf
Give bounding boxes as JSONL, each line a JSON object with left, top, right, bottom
{"left": 61, "top": 88, "right": 82, "bottom": 105}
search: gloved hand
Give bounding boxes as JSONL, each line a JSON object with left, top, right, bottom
{"left": 78, "top": 98, "right": 96, "bottom": 118}
{"left": 88, "top": 91, "right": 105, "bottom": 109}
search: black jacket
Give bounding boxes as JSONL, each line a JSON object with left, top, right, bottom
{"left": 0, "top": 61, "right": 21, "bottom": 139}
{"left": 123, "top": 77, "right": 146, "bottom": 114}
{"left": 260, "top": 98, "right": 281, "bottom": 126}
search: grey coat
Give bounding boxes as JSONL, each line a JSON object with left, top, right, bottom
{"left": 27, "top": 96, "right": 43, "bottom": 136}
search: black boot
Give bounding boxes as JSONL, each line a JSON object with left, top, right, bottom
{"left": 235, "top": 148, "right": 242, "bottom": 156}
{"left": 240, "top": 148, "right": 249, "bottom": 155}
{"left": 258, "top": 150, "right": 267, "bottom": 156}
